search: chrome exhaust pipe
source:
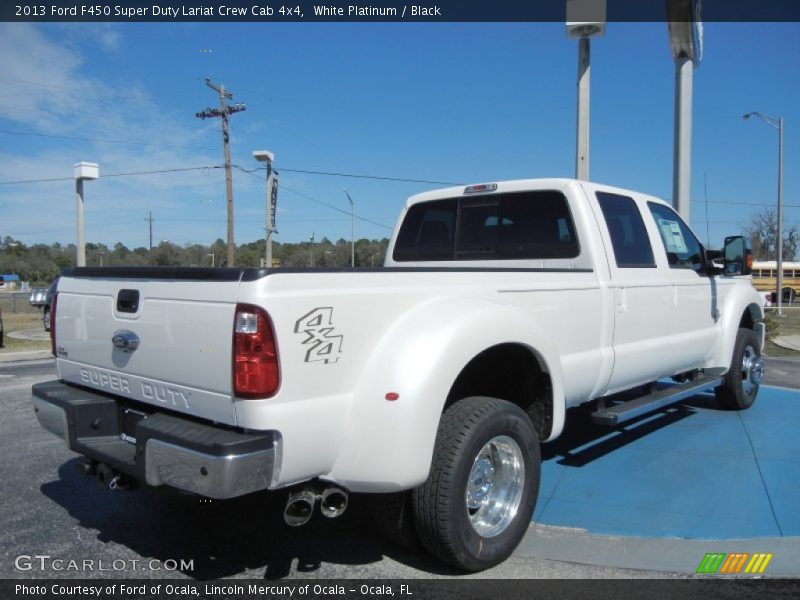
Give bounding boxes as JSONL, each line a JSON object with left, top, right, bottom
{"left": 283, "top": 489, "right": 317, "bottom": 527}
{"left": 319, "top": 487, "right": 349, "bottom": 519}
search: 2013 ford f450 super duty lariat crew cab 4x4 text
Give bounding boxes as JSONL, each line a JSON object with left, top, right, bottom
{"left": 32, "top": 178, "right": 765, "bottom": 571}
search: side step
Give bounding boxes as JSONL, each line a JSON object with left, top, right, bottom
{"left": 591, "top": 375, "right": 723, "bottom": 426}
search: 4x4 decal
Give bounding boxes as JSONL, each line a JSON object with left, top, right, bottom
{"left": 294, "top": 307, "right": 344, "bottom": 364}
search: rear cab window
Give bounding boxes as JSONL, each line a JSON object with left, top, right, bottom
{"left": 392, "top": 190, "right": 580, "bottom": 262}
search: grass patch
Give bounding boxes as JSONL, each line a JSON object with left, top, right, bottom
{"left": 0, "top": 311, "right": 50, "bottom": 353}
{"left": 764, "top": 305, "right": 800, "bottom": 358}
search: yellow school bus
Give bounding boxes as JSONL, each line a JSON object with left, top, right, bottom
{"left": 751, "top": 260, "right": 800, "bottom": 304}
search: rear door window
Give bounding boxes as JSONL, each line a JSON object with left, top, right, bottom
{"left": 596, "top": 192, "right": 655, "bottom": 268}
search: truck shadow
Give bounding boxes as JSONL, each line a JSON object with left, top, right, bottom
{"left": 542, "top": 389, "right": 720, "bottom": 468}
{"left": 40, "top": 464, "right": 462, "bottom": 580}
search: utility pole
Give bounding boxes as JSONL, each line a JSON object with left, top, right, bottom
{"left": 145, "top": 211, "right": 154, "bottom": 264}
{"left": 196, "top": 78, "right": 246, "bottom": 266}
{"left": 309, "top": 233, "right": 315, "bottom": 268}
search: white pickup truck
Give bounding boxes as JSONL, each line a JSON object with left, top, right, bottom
{"left": 33, "top": 178, "right": 765, "bottom": 571}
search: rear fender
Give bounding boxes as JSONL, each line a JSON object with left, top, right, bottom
{"left": 327, "top": 295, "right": 564, "bottom": 492}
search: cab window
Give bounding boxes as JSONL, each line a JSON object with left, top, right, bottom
{"left": 596, "top": 192, "right": 655, "bottom": 268}
{"left": 392, "top": 191, "right": 579, "bottom": 262}
{"left": 647, "top": 202, "right": 705, "bottom": 272}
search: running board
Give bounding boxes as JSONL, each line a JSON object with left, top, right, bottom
{"left": 591, "top": 375, "right": 723, "bottom": 426}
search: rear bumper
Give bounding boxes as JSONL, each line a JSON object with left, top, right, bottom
{"left": 32, "top": 380, "right": 280, "bottom": 499}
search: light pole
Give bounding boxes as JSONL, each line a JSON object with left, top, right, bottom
{"left": 667, "top": 2, "right": 703, "bottom": 221}
{"left": 342, "top": 189, "right": 355, "bottom": 268}
{"left": 73, "top": 162, "right": 99, "bottom": 267}
{"left": 253, "top": 150, "right": 277, "bottom": 268}
{"left": 744, "top": 111, "right": 784, "bottom": 316}
{"left": 566, "top": 0, "right": 606, "bottom": 181}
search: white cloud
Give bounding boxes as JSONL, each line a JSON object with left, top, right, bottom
{"left": 0, "top": 24, "right": 235, "bottom": 248}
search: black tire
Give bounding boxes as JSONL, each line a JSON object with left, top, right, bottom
{"left": 715, "top": 328, "right": 763, "bottom": 410}
{"left": 43, "top": 308, "right": 50, "bottom": 332}
{"left": 368, "top": 491, "right": 421, "bottom": 551}
{"left": 412, "top": 397, "right": 540, "bottom": 572}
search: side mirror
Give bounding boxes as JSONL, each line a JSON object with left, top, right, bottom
{"left": 723, "top": 236, "right": 752, "bottom": 276}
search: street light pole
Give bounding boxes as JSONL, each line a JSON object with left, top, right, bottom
{"left": 73, "top": 162, "right": 99, "bottom": 268}
{"left": 343, "top": 189, "right": 355, "bottom": 268}
{"left": 744, "top": 112, "right": 784, "bottom": 316}
{"left": 566, "top": 0, "right": 606, "bottom": 181}
{"left": 253, "top": 150, "right": 276, "bottom": 268}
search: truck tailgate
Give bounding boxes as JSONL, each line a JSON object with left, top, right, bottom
{"left": 54, "top": 272, "right": 243, "bottom": 426}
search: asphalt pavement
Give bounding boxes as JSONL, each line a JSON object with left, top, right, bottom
{"left": 1, "top": 357, "right": 798, "bottom": 581}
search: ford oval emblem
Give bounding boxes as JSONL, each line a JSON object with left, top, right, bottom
{"left": 112, "top": 330, "right": 140, "bottom": 353}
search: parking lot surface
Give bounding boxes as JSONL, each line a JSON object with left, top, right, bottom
{"left": 1, "top": 357, "right": 798, "bottom": 579}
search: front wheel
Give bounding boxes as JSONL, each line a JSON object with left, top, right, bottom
{"left": 412, "top": 397, "right": 540, "bottom": 571}
{"left": 715, "top": 327, "right": 764, "bottom": 410}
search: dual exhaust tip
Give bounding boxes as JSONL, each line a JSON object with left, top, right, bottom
{"left": 78, "top": 458, "right": 347, "bottom": 523}
{"left": 284, "top": 485, "right": 349, "bottom": 527}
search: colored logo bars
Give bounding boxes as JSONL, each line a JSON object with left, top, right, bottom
{"left": 696, "top": 553, "right": 773, "bottom": 575}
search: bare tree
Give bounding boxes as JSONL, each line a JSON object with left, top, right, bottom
{"left": 742, "top": 208, "right": 798, "bottom": 261}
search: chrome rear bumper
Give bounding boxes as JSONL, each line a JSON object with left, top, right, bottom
{"left": 32, "top": 380, "right": 280, "bottom": 499}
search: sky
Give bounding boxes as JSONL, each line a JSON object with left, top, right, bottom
{"left": 0, "top": 21, "right": 798, "bottom": 253}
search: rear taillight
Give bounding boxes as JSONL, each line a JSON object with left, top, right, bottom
{"left": 50, "top": 293, "right": 58, "bottom": 357}
{"left": 233, "top": 304, "right": 280, "bottom": 398}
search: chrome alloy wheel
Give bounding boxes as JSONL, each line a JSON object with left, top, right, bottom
{"left": 742, "top": 345, "right": 765, "bottom": 395}
{"left": 465, "top": 435, "right": 525, "bottom": 537}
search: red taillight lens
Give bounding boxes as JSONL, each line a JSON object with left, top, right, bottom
{"left": 233, "top": 304, "right": 280, "bottom": 398}
{"left": 50, "top": 292, "right": 58, "bottom": 357}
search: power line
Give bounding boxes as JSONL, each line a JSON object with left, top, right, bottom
{"left": 691, "top": 198, "right": 800, "bottom": 208}
{"left": 0, "top": 76, "right": 71, "bottom": 90}
{"left": 0, "top": 129, "right": 194, "bottom": 149}
{"left": 3, "top": 164, "right": 800, "bottom": 215}
{"left": 279, "top": 183, "right": 394, "bottom": 230}
{"left": 233, "top": 164, "right": 393, "bottom": 230}
{"left": 243, "top": 164, "right": 462, "bottom": 186}
{"left": 0, "top": 165, "right": 223, "bottom": 185}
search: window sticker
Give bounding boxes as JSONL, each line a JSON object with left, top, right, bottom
{"left": 657, "top": 218, "right": 688, "bottom": 254}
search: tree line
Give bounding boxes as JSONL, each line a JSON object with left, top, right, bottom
{"left": 2, "top": 207, "right": 796, "bottom": 286}
{"left": 742, "top": 209, "right": 798, "bottom": 263}
{"left": 0, "top": 236, "right": 390, "bottom": 286}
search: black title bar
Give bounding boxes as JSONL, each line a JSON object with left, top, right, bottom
{"left": 3, "top": 0, "right": 800, "bottom": 22}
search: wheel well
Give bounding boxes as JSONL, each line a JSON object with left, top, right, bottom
{"left": 445, "top": 343, "right": 553, "bottom": 440}
{"left": 739, "top": 303, "right": 761, "bottom": 330}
